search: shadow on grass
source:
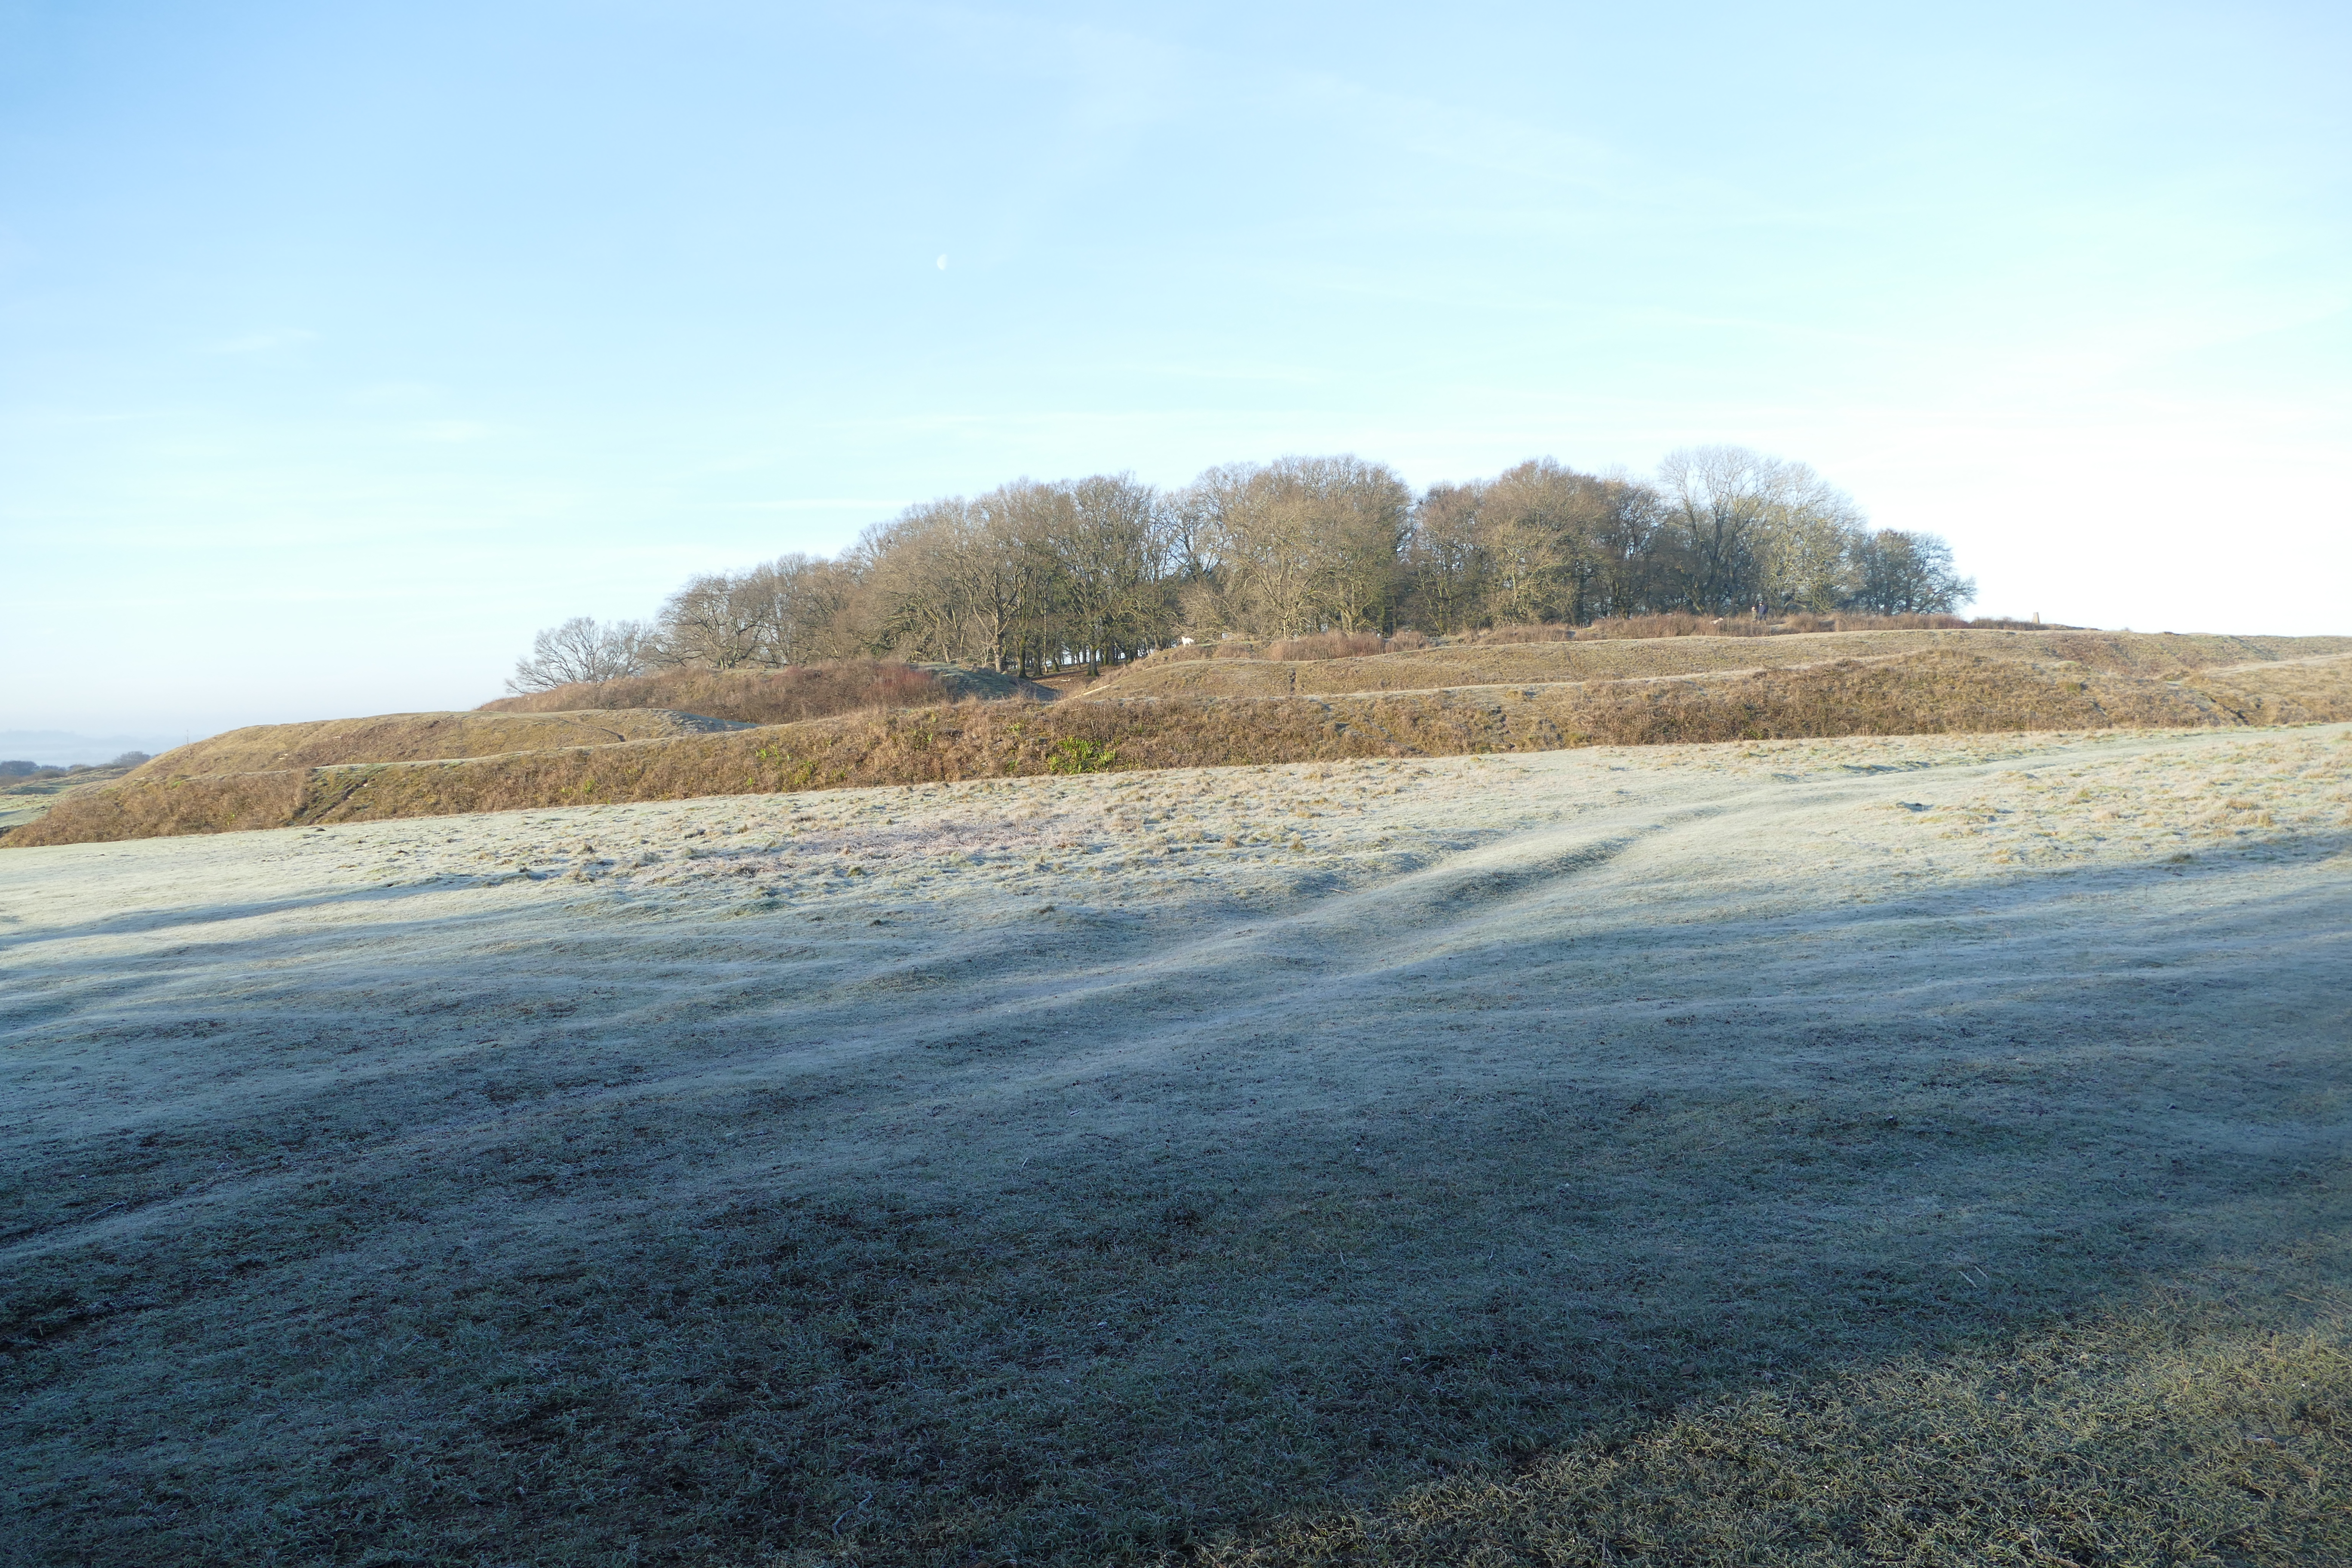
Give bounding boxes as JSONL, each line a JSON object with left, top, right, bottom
{"left": 1, "top": 823, "right": 2346, "bottom": 1564}
{"left": 0, "top": 872, "right": 519, "bottom": 950}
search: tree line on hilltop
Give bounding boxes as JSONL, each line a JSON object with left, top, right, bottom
{"left": 510, "top": 445, "right": 1975, "bottom": 689}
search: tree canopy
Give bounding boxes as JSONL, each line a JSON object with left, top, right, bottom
{"left": 511, "top": 447, "right": 1975, "bottom": 685}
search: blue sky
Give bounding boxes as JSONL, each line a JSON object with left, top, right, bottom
{"left": 3, "top": 1, "right": 2346, "bottom": 757}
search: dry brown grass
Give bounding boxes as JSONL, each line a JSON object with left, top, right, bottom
{"left": 2185, "top": 654, "right": 2352, "bottom": 725}
{"left": 1146, "top": 640, "right": 1274, "bottom": 663}
{"left": 120, "top": 710, "right": 743, "bottom": 780}
{"left": 18, "top": 647, "right": 2349, "bottom": 848}
{"left": 1459, "top": 612, "right": 2049, "bottom": 644}
{"left": 1266, "top": 632, "right": 1389, "bottom": 661}
{"left": 1210, "top": 1295, "right": 2351, "bottom": 1565}
{"left": 0, "top": 763, "right": 143, "bottom": 837}
{"left": 1090, "top": 630, "right": 2352, "bottom": 701}
{"left": 478, "top": 660, "right": 954, "bottom": 725}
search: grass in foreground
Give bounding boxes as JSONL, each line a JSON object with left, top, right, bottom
{"left": 3, "top": 729, "right": 2347, "bottom": 1563}
{"left": 1219, "top": 1288, "right": 2350, "bottom": 1566}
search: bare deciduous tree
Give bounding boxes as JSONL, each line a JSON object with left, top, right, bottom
{"left": 508, "top": 445, "right": 1975, "bottom": 689}
{"left": 1656, "top": 446, "right": 1780, "bottom": 616}
{"left": 1850, "top": 529, "right": 1975, "bottom": 613}
{"left": 506, "top": 616, "right": 655, "bottom": 693}
{"left": 655, "top": 574, "right": 773, "bottom": 670}
{"left": 1481, "top": 458, "right": 1630, "bottom": 624}
{"left": 1205, "top": 455, "right": 1410, "bottom": 637}
{"left": 1752, "top": 462, "right": 1867, "bottom": 615}
{"left": 854, "top": 500, "right": 980, "bottom": 666}
{"left": 735, "top": 552, "right": 855, "bottom": 665}
{"left": 1057, "top": 473, "right": 1172, "bottom": 673}
{"left": 1582, "top": 472, "right": 1666, "bottom": 620}
{"left": 1404, "top": 481, "right": 1485, "bottom": 634}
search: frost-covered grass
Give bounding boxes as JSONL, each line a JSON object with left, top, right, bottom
{"left": 3, "top": 726, "right": 2347, "bottom": 1564}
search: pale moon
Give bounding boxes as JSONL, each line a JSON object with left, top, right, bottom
{"left": 936, "top": 254, "right": 948, "bottom": 270}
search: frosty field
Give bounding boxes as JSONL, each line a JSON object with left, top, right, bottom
{"left": 3, "top": 725, "right": 2348, "bottom": 1564}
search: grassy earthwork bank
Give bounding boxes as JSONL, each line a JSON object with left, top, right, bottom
{"left": 1091, "top": 628, "right": 2352, "bottom": 698}
{"left": 477, "top": 658, "right": 1046, "bottom": 722}
{"left": 14, "top": 643, "right": 2352, "bottom": 848}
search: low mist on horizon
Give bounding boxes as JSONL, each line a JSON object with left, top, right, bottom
{"left": 4, "top": 2, "right": 2346, "bottom": 743}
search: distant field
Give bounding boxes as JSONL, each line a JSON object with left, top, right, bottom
{"left": 4, "top": 724, "right": 2346, "bottom": 1563}
{"left": 0, "top": 760, "right": 143, "bottom": 835}
{"left": 10, "top": 633, "right": 2352, "bottom": 849}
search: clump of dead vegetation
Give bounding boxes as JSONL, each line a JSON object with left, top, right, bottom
{"left": 479, "top": 659, "right": 953, "bottom": 725}
{"left": 1266, "top": 631, "right": 1387, "bottom": 661}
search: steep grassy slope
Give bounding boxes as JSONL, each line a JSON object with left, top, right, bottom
{"left": 124, "top": 709, "right": 745, "bottom": 779}
{"left": 15, "top": 648, "right": 2352, "bottom": 847}
{"left": 2195, "top": 652, "right": 2352, "bottom": 721}
{"left": 478, "top": 661, "right": 1047, "bottom": 724}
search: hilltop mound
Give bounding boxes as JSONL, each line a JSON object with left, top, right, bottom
{"left": 478, "top": 660, "right": 1049, "bottom": 726}
{"left": 16, "top": 644, "right": 2352, "bottom": 847}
